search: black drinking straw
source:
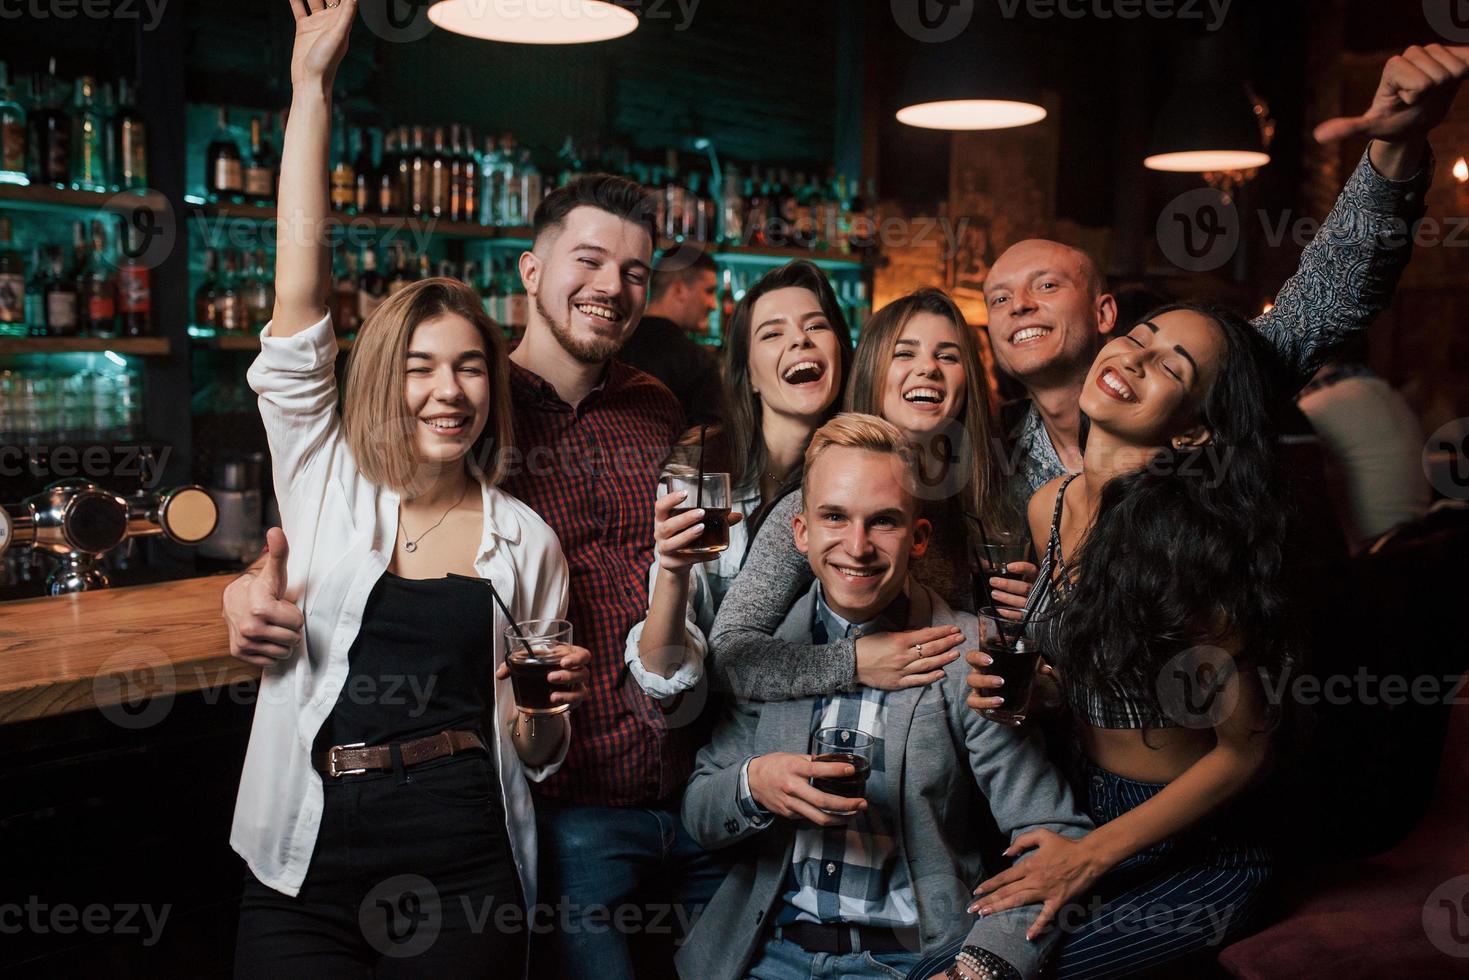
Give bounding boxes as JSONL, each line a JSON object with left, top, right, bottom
{"left": 447, "top": 572, "right": 534, "bottom": 656}
{"left": 694, "top": 424, "right": 708, "bottom": 509}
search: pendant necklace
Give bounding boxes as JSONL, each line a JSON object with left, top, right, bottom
{"left": 401, "top": 481, "right": 470, "bottom": 553}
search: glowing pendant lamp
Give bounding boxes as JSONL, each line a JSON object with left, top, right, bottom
{"left": 1144, "top": 80, "right": 1271, "bottom": 173}
{"left": 895, "top": 30, "right": 1046, "bottom": 132}
{"left": 428, "top": 0, "right": 639, "bottom": 44}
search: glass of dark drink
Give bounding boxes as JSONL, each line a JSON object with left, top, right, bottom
{"left": 976, "top": 607, "right": 1041, "bottom": 726}
{"left": 968, "top": 525, "right": 1032, "bottom": 612}
{"left": 809, "top": 727, "right": 875, "bottom": 815}
{"left": 666, "top": 470, "right": 732, "bottom": 558}
{"left": 504, "top": 619, "right": 574, "bottom": 716}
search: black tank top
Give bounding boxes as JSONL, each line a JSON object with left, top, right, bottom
{"left": 315, "top": 571, "right": 500, "bottom": 751}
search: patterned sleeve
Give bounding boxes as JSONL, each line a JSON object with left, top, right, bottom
{"left": 1251, "top": 146, "right": 1432, "bottom": 392}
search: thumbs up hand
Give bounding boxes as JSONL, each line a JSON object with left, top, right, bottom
{"left": 1314, "top": 44, "right": 1468, "bottom": 148}
{"left": 225, "top": 527, "right": 307, "bottom": 667}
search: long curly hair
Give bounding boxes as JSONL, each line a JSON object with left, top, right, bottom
{"left": 1057, "top": 303, "right": 1295, "bottom": 717}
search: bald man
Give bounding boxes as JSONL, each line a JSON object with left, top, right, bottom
{"left": 985, "top": 42, "right": 1465, "bottom": 505}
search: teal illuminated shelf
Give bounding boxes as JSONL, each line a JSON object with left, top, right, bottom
{"left": 0, "top": 337, "right": 170, "bottom": 355}
{"left": 189, "top": 203, "right": 520, "bottom": 242}
{"left": 0, "top": 183, "right": 168, "bottom": 216}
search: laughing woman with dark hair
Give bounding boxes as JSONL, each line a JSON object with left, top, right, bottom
{"left": 911, "top": 303, "right": 1292, "bottom": 980}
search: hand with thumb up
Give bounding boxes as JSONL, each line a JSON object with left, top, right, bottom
{"left": 225, "top": 526, "right": 307, "bottom": 667}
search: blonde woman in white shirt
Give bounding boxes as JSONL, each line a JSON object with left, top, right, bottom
{"left": 229, "top": 3, "right": 589, "bottom": 977}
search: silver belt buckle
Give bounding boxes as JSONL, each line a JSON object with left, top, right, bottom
{"left": 327, "top": 742, "right": 367, "bottom": 778}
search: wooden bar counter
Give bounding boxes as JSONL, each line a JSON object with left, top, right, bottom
{"left": 0, "top": 575, "right": 257, "bottom": 725}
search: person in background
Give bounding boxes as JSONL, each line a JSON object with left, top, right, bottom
{"left": 625, "top": 260, "right": 851, "bottom": 703}
{"left": 986, "top": 42, "right": 1464, "bottom": 508}
{"left": 1296, "top": 340, "right": 1430, "bottom": 549}
{"left": 617, "top": 249, "right": 724, "bottom": 428}
{"left": 679, "top": 414, "right": 1090, "bottom": 980}
{"left": 228, "top": 4, "right": 589, "bottom": 976}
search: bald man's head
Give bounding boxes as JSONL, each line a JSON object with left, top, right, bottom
{"left": 983, "top": 238, "right": 1118, "bottom": 390}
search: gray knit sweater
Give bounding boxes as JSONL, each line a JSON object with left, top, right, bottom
{"left": 707, "top": 490, "right": 971, "bottom": 702}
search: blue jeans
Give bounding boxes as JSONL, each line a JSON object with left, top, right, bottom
{"left": 531, "top": 795, "right": 730, "bottom": 980}
{"left": 906, "top": 763, "right": 1272, "bottom": 980}
{"left": 748, "top": 935, "right": 924, "bottom": 980}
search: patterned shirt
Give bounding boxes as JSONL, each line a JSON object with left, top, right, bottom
{"left": 501, "top": 358, "right": 692, "bottom": 806}
{"left": 1007, "top": 146, "right": 1431, "bottom": 508}
{"left": 739, "top": 587, "right": 920, "bottom": 929}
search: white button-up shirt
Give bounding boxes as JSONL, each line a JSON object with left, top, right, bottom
{"left": 230, "top": 314, "right": 569, "bottom": 906}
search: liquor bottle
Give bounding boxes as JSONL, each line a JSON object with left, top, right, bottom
{"left": 243, "top": 116, "right": 275, "bottom": 204}
{"left": 329, "top": 112, "right": 354, "bottom": 214}
{"left": 408, "top": 126, "right": 427, "bottom": 217}
{"left": 43, "top": 245, "right": 78, "bottom": 337}
{"left": 99, "top": 80, "right": 118, "bottom": 191}
{"left": 744, "top": 167, "right": 767, "bottom": 246}
{"left": 500, "top": 134, "right": 521, "bottom": 226}
{"left": 690, "top": 169, "right": 715, "bottom": 243}
{"left": 459, "top": 125, "right": 477, "bottom": 225}
{"left": 194, "top": 248, "right": 220, "bottom": 330}
{"left": 505, "top": 267, "right": 527, "bottom": 337}
{"left": 417, "top": 251, "right": 432, "bottom": 283}
{"left": 357, "top": 248, "right": 386, "bottom": 323}
{"left": 77, "top": 220, "right": 117, "bottom": 336}
{"left": 516, "top": 145, "right": 541, "bottom": 226}
{"left": 25, "top": 245, "right": 46, "bottom": 336}
{"left": 0, "top": 216, "right": 25, "bottom": 335}
{"left": 394, "top": 125, "right": 412, "bottom": 216}
{"left": 387, "top": 243, "right": 413, "bottom": 294}
{"left": 0, "top": 62, "right": 28, "bottom": 186}
{"left": 719, "top": 163, "right": 743, "bottom": 245}
{"left": 775, "top": 169, "right": 798, "bottom": 246}
{"left": 447, "top": 124, "right": 464, "bottom": 222}
{"left": 662, "top": 150, "right": 684, "bottom": 241}
{"left": 832, "top": 172, "right": 851, "bottom": 253}
{"left": 117, "top": 217, "right": 152, "bottom": 337}
{"left": 217, "top": 250, "right": 244, "bottom": 334}
{"left": 33, "top": 58, "right": 70, "bottom": 188}
{"left": 429, "top": 126, "right": 449, "bottom": 219}
{"left": 479, "top": 135, "right": 503, "bottom": 226}
{"left": 115, "top": 78, "right": 147, "bottom": 191}
{"left": 206, "top": 107, "right": 244, "bottom": 203}
{"left": 352, "top": 127, "right": 375, "bottom": 216}
{"left": 243, "top": 249, "right": 273, "bottom": 332}
{"left": 378, "top": 128, "right": 399, "bottom": 215}
{"left": 479, "top": 260, "right": 501, "bottom": 323}
{"left": 332, "top": 249, "right": 360, "bottom": 337}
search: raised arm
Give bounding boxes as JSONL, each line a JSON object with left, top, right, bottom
{"left": 1256, "top": 43, "right": 1466, "bottom": 390}
{"left": 272, "top": 0, "right": 357, "bottom": 338}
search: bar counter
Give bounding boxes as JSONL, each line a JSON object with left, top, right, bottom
{"left": 0, "top": 575, "right": 254, "bottom": 725}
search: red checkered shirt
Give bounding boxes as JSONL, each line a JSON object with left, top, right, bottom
{"left": 501, "top": 358, "right": 695, "bottom": 806}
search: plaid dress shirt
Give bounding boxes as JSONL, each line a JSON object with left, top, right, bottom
{"left": 501, "top": 358, "right": 694, "bottom": 806}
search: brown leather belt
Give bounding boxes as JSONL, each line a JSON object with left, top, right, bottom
{"left": 312, "top": 730, "right": 487, "bottom": 778}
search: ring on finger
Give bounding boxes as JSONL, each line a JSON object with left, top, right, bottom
{"left": 912, "top": 642, "right": 924, "bottom": 655}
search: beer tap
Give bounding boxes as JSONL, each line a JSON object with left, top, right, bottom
{"left": 0, "top": 479, "right": 218, "bottom": 595}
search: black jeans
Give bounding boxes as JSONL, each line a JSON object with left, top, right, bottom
{"left": 235, "top": 754, "right": 524, "bottom": 979}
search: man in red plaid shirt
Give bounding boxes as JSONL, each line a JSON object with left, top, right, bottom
{"left": 499, "top": 175, "right": 728, "bottom": 979}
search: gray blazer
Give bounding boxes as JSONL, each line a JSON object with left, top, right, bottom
{"left": 678, "top": 581, "right": 1092, "bottom": 980}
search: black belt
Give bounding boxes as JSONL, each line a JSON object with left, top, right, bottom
{"left": 775, "top": 921, "right": 915, "bottom": 954}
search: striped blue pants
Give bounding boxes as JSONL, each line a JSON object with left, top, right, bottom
{"left": 906, "top": 764, "right": 1272, "bottom": 980}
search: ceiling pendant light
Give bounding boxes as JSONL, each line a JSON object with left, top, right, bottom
{"left": 427, "top": 0, "right": 639, "bottom": 44}
{"left": 894, "top": 18, "right": 1046, "bottom": 132}
{"left": 1143, "top": 81, "right": 1272, "bottom": 174}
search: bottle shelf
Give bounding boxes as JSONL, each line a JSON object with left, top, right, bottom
{"left": 187, "top": 203, "right": 863, "bottom": 266}
{"left": 0, "top": 337, "right": 171, "bottom": 355}
{"left": 0, "top": 183, "right": 168, "bottom": 217}
{"left": 189, "top": 202, "right": 530, "bottom": 243}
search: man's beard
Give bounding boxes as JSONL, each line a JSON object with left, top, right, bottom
{"left": 537, "top": 295, "right": 627, "bottom": 365}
